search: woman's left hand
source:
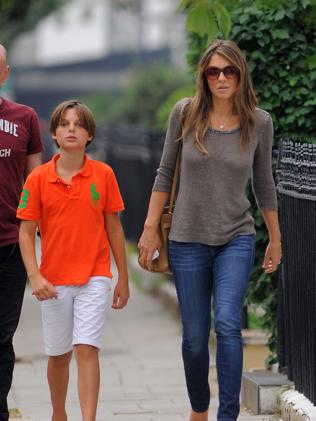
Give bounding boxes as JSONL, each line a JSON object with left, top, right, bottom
{"left": 262, "top": 241, "right": 282, "bottom": 273}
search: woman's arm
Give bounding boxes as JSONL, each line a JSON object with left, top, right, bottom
{"left": 105, "top": 213, "right": 129, "bottom": 309}
{"left": 138, "top": 191, "right": 169, "bottom": 270}
{"left": 261, "top": 209, "right": 282, "bottom": 273}
{"left": 138, "top": 100, "right": 187, "bottom": 269}
{"left": 252, "top": 113, "right": 281, "bottom": 273}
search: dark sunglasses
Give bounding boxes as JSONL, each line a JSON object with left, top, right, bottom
{"left": 205, "top": 65, "right": 240, "bottom": 80}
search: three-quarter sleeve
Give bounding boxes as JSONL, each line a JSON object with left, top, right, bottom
{"left": 152, "top": 98, "right": 188, "bottom": 193}
{"left": 252, "top": 113, "right": 278, "bottom": 210}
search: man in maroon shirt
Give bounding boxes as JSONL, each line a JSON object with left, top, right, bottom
{"left": 0, "top": 44, "right": 43, "bottom": 421}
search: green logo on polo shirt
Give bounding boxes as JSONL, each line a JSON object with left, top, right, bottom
{"left": 18, "top": 188, "right": 30, "bottom": 209}
{"left": 90, "top": 183, "right": 100, "bottom": 205}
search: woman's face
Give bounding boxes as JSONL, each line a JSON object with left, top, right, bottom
{"left": 205, "top": 53, "right": 239, "bottom": 101}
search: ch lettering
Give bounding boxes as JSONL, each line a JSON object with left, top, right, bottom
{"left": 0, "top": 149, "right": 11, "bottom": 157}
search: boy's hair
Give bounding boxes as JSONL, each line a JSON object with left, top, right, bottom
{"left": 49, "top": 100, "right": 96, "bottom": 147}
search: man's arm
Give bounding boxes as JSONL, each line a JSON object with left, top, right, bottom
{"left": 25, "top": 152, "right": 42, "bottom": 177}
{"left": 19, "top": 220, "right": 57, "bottom": 300}
{"left": 105, "top": 213, "right": 129, "bottom": 309}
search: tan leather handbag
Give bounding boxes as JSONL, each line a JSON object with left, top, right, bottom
{"left": 138, "top": 147, "right": 181, "bottom": 273}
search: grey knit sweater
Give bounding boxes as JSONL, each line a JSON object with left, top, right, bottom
{"left": 152, "top": 98, "right": 278, "bottom": 246}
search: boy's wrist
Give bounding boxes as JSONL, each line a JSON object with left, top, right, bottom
{"left": 116, "top": 274, "right": 129, "bottom": 284}
{"left": 28, "top": 270, "right": 42, "bottom": 282}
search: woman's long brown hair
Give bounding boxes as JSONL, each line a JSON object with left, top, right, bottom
{"left": 182, "top": 39, "right": 257, "bottom": 154}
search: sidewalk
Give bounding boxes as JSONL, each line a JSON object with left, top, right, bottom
{"left": 9, "top": 281, "right": 275, "bottom": 421}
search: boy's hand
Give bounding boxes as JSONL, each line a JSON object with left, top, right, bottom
{"left": 29, "top": 272, "right": 58, "bottom": 301}
{"left": 112, "top": 279, "right": 129, "bottom": 310}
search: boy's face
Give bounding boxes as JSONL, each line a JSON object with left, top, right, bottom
{"left": 52, "top": 108, "right": 92, "bottom": 151}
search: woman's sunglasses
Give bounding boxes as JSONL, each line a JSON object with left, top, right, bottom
{"left": 205, "top": 65, "right": 240, "bottom": 80}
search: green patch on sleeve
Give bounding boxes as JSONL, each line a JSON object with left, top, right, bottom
{"left": 18, "top": 188, "right": 29, "bottom": 209}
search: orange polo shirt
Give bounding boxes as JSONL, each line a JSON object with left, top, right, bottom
{"left": 17, "top": 154, "right": 124, "bottom": 286}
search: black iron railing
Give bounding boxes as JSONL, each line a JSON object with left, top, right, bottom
{"left": 276, "top": 140, "right": 316, "bottom": 404}
{"left": 93, "top": 125, "right": 165, "bottom": 241}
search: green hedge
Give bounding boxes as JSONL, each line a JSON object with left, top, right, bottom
{"left": 231, "top": 0, "right": 315, "bottom": 363}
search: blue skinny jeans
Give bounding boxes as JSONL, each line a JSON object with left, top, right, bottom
{"left": 169, "top": 235, "right": 255, "bottom": 421}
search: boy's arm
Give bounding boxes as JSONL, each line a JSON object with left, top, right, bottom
{"left": 105, "top": 213, "right": 129, "bottom": 310}
{"left": 19, "top": 220, "right": 57, "bottom": 301}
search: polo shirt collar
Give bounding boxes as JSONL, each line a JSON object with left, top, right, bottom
{"left": 48, "top": 153, "right": 92, "bottom": 183}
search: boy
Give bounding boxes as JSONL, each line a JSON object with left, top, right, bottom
{"left": 17, "top": 100, "right": 129, "bottom": 421}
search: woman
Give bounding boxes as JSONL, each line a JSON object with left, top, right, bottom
{"left": 138, "top": 39, "right": 281, "bottom": 421}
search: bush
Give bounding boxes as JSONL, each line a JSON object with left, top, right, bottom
{"left": 230, "top": 0, "right": 316, "bottom": 362}
{"left": 231, "top": 0, "right": 316, "bottom": 142}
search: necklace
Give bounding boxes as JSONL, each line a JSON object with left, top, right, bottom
{"left": 210, "top": 112, "right": 239, "bottom": 131}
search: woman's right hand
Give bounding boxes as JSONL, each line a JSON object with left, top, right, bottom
{"left": 138, "top": 225, "right": 161, "bottom": 271}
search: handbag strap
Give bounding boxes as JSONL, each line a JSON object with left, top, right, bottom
{"left": 166, "top": 99, "right": 189, "bottom": 215}
{"left": 167, "top": 144, "right": 181, "bottom": 214}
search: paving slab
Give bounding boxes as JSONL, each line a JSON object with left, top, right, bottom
{"left": 9, "top": 278, "right": 275, "bottom": 420}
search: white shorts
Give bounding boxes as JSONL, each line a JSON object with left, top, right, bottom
{"left": 41, "top": 276, "right": 111, "bottom": 356}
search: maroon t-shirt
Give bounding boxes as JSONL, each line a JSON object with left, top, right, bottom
{"left": 0, "top": 97, "right": 43, "bottom": 247}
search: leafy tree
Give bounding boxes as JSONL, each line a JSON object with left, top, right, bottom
{"left": 178, "top": 0, "right": 233, "bottom": 69}
{"left": 156, "top": 84, "right": 195, "bottom": 129}
{"left": 83, "top": 63, "right": 191, "bottom": 130}
{"left": 0, "top": 0, "right": 66, "bottom": 46}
